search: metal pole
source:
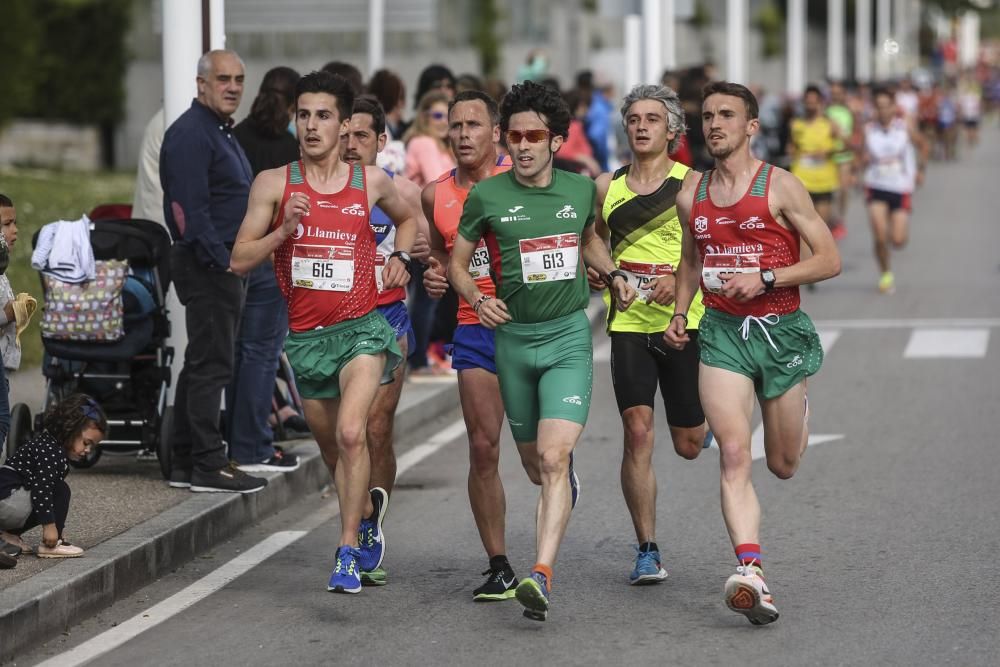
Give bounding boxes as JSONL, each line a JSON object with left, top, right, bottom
{"left": 644, "top": 0, "right": 662, "bottom": 85}
{"left": 664, "top": 0, "right": 676, "bottom": 71}
{"left": 625, "top": 15, "right": 642, "bottom": 93}
{"left": 726, "top": 0, "right": 747, "bottom": 84}
{"left": 787, "top": 0, "right": 806, "bottom": 96}
{"left": 828, "top": 0, "right": 846, "bottom": 80}
{"left": 209, "top": 0, "right": 225, "bottom": 49}
{"left": 856, "top": 0, "right": 873, "bottom": 83}
{"left": 876, "top": 0, "right": 891, "bottom": 80}
{"left": 163, "top": 0, "right": 202, "bottom": 126}
{"left": 368, "top": 0, "right": 385, "bottom": 75}
{"left": 162, "top": 0, "right": 201, "bottom": 405}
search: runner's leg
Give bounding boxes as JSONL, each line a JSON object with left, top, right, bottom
{"left": 621, "top": 405, "right": 657, "bottom": 542}
{"left": 366, "top": 335, "right": 408, "bottom": 499}
{"left": 333, "top": 353, "right": 385, "bottom": 547}
{"left": 459, "top": 367, "right": 507, "bottom": 557}
{"left": 759, "top": 380, "right": 808, "bottom": 480}
{"left": 699, "top": 364, "right": 759, "bottom": 547}
{"left": 889, "top": 208, "right": 910, "bottom": 250}
{"left": 868, "top": 200, "right": 891, "bottom": 273}
{"left": 533, "top": 418, "right": 583, "bottom": 566}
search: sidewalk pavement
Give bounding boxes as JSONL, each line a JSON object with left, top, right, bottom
{"left": 0, "top": 295, "right": 608, "bottom": 662}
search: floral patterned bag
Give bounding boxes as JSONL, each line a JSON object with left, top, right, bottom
{"left": 41, "top": 259, "right": 128, "bottom": 341}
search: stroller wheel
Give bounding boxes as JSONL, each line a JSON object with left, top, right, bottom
{"left": 68, "top": 445, "right": 102, "bottom": 469}
{"left": 6, "top": 403, "right": 33, "bottom": 461}
{"left": 156, "top": 405, "right": 174, "bottom": 480}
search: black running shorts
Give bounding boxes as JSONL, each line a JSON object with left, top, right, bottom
{"left": 609, "top": 331, "right": 704, "bottom": 428}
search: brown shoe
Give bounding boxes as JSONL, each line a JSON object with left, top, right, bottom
{"left": 37, "top": 539, "right": 84, "bottom": 559}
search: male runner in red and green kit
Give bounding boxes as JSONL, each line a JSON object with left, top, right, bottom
{"left": 231, "top": 71, "right": 417, "bottom": 595}
{"left": 420, "top": 90, "right": 521, "bottom": 601}
{"left": 666, "top": 82, "right": 840, "bottom": 625}
{"left": 450, "top": 81, "right": 635, "bottom": 621}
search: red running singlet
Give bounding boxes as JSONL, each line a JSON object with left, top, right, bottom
{"left": 689, "top": 162, "right": 801, "bottom": 317}
{"left": 272, "top": 161, "right": 377, "bottom": 332}
{"left": 432, "top": 155, "right": 511, "bottom": 325}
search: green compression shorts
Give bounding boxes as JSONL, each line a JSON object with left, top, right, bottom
{"left": 494, "top": 309, "right": 593, "bottom": 443}
{"left": 284, "top": 309, "right": 402, "bottom": 400}
{"left": 698, "top": 308, "right": 823, "bottom": 400}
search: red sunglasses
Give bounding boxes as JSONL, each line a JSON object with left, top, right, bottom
{"left": 506, "top": 129, "right": 553, "bottom": 144}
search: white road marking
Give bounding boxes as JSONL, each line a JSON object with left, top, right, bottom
{"left": 716, "top": 423, "right": 844, "bottom": 461}
{"left": 903, "top": 328, "right": 990, "bottom": 359}
{"left": 817, "top": 329, "right": 841, "bottom": 354}
{"left": 814, "top": 317, "right": 1000, "bottom": 329}
{"left": 38, "top": 417, "right": 469, "bottom": 667}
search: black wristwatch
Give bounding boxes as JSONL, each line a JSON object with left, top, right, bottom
{"left": 389, "top": 250, "right": 413, "bottom": 274}
{"left": 605, "top": 269, "right": 628, "bottom": 288}
{"left": 761, "top": 269, "right": 776, "bottom": 292}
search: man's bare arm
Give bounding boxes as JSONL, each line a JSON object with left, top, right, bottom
{"left": 230, "top": 168, "right": 290, "bottom": 275}
{"left": 671, "top": 171, "right": 702, "bottom": 317}
{"left": 395, "top": 174, "right": 431, "bottom": 260}
{"left": 772, "top": 169, "right": 842, "bottom": 287}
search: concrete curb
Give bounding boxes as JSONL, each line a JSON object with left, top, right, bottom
{"left": 0, "top": 301, "right": 606, "bottom": 661}
{"left": 0, "top": 381, "right": 458, "bottom": 663}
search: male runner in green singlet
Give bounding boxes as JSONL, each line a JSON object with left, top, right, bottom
{"left": 450, "top": 81, "right": 635, "bottom": 621}
{"left": 587, "top": 84, "right": 708, "bottom": 585}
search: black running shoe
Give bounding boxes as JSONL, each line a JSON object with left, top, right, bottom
{"left": 473, "top": 564, "right": 518, "bottom": 601}
{"left": 190, "top": 462, "right": 267, "bottom": 494}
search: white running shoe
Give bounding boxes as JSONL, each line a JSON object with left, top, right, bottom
{"left": 724, "top": 565, "right": 779, "bottom": 625}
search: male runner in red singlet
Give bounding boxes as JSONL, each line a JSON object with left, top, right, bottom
{"left": 420, "top": 90, "right": 521, "bottom": 601}
{"left": 231, "top": 71, "right": 417, "bottom": 595}
{"left": 665, "top": 82, "right": 840, "bottom": 625}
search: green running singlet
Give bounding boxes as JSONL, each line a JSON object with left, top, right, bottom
{"left": 458, "top": 169, "right": 597, "bottom": 442}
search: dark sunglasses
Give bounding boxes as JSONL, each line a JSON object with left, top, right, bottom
{"left": 428, "top": 111, "right": 447, "bottom": 120}
{"left": 506, "top": 129, "right": 552, "bottom": 145}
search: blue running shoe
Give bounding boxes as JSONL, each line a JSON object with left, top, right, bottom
{"left": 629, "top": 547, "right": 669, "bottom": 585}
{"left": 327, "top": 545, "right": 362, "bottom": 594}
{"left": 357, "top": 487, "right": 388, "bottom": 572}
{"left": 515, "top": 571, "right": 551, "bottom": 621}
{"left": 569, "top": 452, "right": 580, "bottom": 509}
{"left": 703, "top": 430, "right": 714, "bottom": 449}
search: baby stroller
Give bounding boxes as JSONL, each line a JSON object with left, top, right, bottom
{"left": 7, "top": 218, "right": 174, "bottom": 478}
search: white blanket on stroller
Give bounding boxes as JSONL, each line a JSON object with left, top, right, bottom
{"left": 31, "top": 215, "right": 96, "bottom": 283}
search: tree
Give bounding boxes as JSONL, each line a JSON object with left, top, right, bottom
{"left": 0, "top": 1, "right": 42, "bottom": 129}
{"left": 31, "top": 0, "right": 132, "bottom": 167}
{"left": 471, "top": 0, "right": 501, "bottom": 79}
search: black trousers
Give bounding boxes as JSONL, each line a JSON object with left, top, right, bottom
{"left": 169, "top": 245, "right": 245, "bottom": 474}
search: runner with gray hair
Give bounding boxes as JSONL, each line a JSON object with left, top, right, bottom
{"left": 589, "top": 83, "right": 708, "bottom": 587}
{"left": 620, "top": 84, "right": 688, "bottom": 155}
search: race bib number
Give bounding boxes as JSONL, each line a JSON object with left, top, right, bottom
{"left": 469, "top": 241, "right": 491, "bottom": 280}
{"left": 292, "top": 244, "right": 354, "bottom": 292}
{"left": 702, "top": 253, "right": 760, "bottom": 294}
{"left": 618, "top": 260, "right": 672, "bottom": 301}
{"left": 374, "top": 253, "right": 387, "bottom": 293}
{"left": 799, "top": 155, "right": 826, "bottom": 168}
{"left": 874, "top": 158, "right": 904, "bottom": 180}
{"left": 519, "top": 233, "right": 579, "bottom": 284}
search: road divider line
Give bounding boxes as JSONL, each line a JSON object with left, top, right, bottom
{"left": 814, "top": 317, "right": 1000, "bottom": 329}
{"left": 39, "top": 417, "right": 469, "bottom": 667}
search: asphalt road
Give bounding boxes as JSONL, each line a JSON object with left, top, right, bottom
{"left": 14, "top": 130, "right": 1000, "bottom": 667}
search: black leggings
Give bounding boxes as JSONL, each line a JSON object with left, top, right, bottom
{"left": 12, "top": 480, "right": 71, "bottom": 536}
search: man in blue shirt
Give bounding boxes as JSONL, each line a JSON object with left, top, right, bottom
{"left": 160, "top": 49, "right": 266, "bottom": 494}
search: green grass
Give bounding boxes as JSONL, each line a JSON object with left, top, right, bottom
{"left": 0, "top": 167, "right": 136, "bottom": 368}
